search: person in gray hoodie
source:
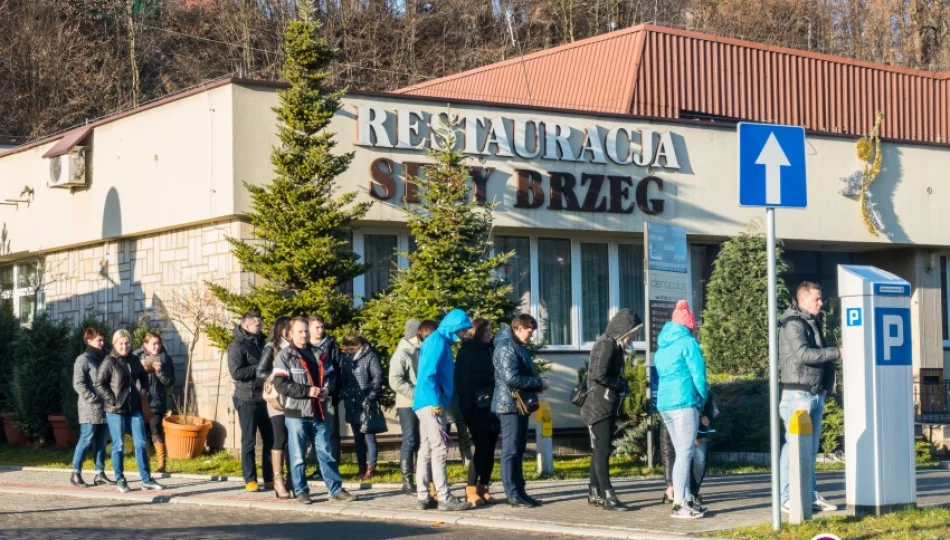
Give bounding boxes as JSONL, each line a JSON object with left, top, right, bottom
{"left": 388, "top": 318, "right": 422, "bottom": 495}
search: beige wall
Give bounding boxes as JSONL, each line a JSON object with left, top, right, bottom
{"left": 0, "top": 84, "right": 236, "bottom": 256}
{"left": 42, "top": 219, "right": 249, "bottom": 448}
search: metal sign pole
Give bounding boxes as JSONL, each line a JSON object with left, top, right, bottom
{"left": 644, "top": 223, "right": 654, "bottom": 469}
{"left": 766, "top": 207, "right": 781, "bottom": 531}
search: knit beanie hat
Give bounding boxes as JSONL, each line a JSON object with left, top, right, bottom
{"left": 403, "top": 319, "right": 422, "bottom": 341}
{"left": 671, "top": 300, "right": 696, "bottom": 331}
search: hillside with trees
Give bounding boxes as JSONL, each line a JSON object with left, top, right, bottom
{"left": 3, "top": 0, "right": 949, "bottom": 140}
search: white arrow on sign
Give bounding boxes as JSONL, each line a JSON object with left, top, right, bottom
{"left": 755, "top": 133, "right": 791, "bottom": 205}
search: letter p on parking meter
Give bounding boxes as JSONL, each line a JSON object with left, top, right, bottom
{"left": 838, "top": 266, "right": 916, "bottom": 517}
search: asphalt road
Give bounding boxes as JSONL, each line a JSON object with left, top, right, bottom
{"left": 0, "top": 492, "right": 576, "bottom": 540}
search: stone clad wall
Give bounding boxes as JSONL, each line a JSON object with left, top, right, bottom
{"left": 42, "top": 219, "right": 254, "bottom": 449}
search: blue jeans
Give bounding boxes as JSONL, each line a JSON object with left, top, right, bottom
{"left": 660, "top": 407, "right": 699, "bottom": 505}
{"left": 780, "top": 390, "right": 824, "bottom": 504}
{"left": 397, "top": 407, "right": 420, "bottom": 464}
{"left": 71, "top": 423, "right": 108, "bottom": 473}
{"left": 499, "top": 413, "right": 528, "bottom": 498}
{"left": 106, "top": 411, "right": 152, "bottom": 482}
{"left": 693, "top": 438, "right": 709, "bottom": 491}
{"left": 349, "top": 422, "right": 378, "bottom": 468}
{"left": 286, "top": 416, "right": 343, "bottom": 496}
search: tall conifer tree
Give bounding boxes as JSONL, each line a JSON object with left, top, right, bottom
{"left": 209, "top": 6, "right": 369, "bottom": 339}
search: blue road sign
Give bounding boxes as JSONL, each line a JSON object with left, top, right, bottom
{"left": 875, "top": 307, "right": 912, "bottom": 366}
{"left": 738, "top": 123, "right": 807, "bottom": 208}
{"left": 846, "top": 308, "right": 863, "bottom": 327}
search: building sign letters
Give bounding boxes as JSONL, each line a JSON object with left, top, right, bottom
{"left": 357, "top": 105, "right": 683, "bottom": 216}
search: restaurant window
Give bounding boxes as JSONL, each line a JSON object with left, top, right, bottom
{"left": 618, "top": 244, "right": 646, "bottom": 335}
{"left": 364, "top": 234, "right": 398, "bottom": 299}
{"left": 581, "top": 243, "right": 610, "bottom": 342}
{"left": 494, "top": 236, "right": 531, "bottom": 314}
{"left": 538, "top": 238, "right": 572, "bottom": 346}
{"left": 0, "top": 261, "right": 39, "bottom": 325}
{"left": 941, "top": 255, "right": 949, "bottom": 345}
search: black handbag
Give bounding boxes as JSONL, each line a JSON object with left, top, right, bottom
{"left": 512, "top": 390, "right": 540, "bottom": 416}
{"left": 475, "top": 387, "right": 493, "bottom": 410}
{"left": 569, "top": 381, "right": 590, "bottom": 408}
{"left": 360, "top": 401, "right": 388, "bottom": 435}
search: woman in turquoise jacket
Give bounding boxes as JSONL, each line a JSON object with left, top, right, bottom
{"left": 654, "top": 300, "right": 709, "bottom": 520}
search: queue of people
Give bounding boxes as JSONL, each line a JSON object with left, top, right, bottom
{"left": 67, "top": 281, "right": 840, "bottom": 516}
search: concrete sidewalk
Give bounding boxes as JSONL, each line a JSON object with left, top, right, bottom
{"left": 1, "top": 467, "right": 947, "bottom": 539}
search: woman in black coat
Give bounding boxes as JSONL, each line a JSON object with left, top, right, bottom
{"left": 341, "top": 334, "right": 384, "bottom": 481}
{"left": 580, "top": 309, "right": 641, "bottom": 511}
{"left": 455, "top": 318, "right": 501, "bottom": 507}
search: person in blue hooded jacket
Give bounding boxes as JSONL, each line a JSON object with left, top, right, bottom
{"left": 413, "top": 308, "right": 473, "bottom": 512}
{"left": 654, "top": 300, "right": 709, "bottom": 520}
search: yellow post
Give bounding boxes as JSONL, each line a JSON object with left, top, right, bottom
{"left": 788, "top": 409, "right": 814, "bottom": 524}
{"left": 535, "top": 400, "right": 554, "bottom": 475}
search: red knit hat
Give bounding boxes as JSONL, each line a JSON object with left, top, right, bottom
{"left": 671, "top": 300, "right": 696, "bottom": 331}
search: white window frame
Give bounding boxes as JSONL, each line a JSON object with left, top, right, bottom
{"left": 352, "top": 229, "right": 408, "bottom": 306}
{"left": 0, "top": 260, "right": 41, "bottom": 325}
{"left": 942, "top": 255, "right": 950, "bottom": 349}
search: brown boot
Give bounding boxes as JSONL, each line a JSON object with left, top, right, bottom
{"left": 478, "top": 484, "right": 497, "bottom": 505}
{"left": 154, "top": 442, "right": 167, "bottom": 474}
{"left": 271, "top": 450, "right": 291, "bottom": 499}
{"left": 363, "top": 466, "right": 376, "bottom": 481}
{"left": 466, "top": 485, "right": 485, "bottom": 507}
{"left": 355, "top": 465, "right": 367, "bottom": 481}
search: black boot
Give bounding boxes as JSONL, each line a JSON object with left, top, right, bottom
{"left": 587, "top": 485, "right": 604, "bottom": 506}
{"left": 93, "top": 472, "right": 116, "bottom": 485}
{"left": 400, "top": 460, "right": 415, "bottom": 496}
{"left": 70, "top": 473, "right": 87, "bottom": 487}
{"left": 602, "top": 489, "right": 628, "bottom": 511}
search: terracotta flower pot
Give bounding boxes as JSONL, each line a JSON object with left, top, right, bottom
{"left": 163, "top": 415, "right": 212, "bottom": 460}
{"left": 48, "top": 414, "right": 78, "bottom": 448}
{"left": 0, "top": 412, "right": 27, "bottom": 446}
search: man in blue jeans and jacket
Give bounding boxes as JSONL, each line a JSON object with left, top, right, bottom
{"left": 779, "top": 281, "right": 844, "bottom": 513}
{"left": 492, "top": 313, "right": 546, "bottom": 508}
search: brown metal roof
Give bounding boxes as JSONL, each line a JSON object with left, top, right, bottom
{"left": 398, "top": 24, "right": 950, "bottom": 144}
{"left": 41, "top": 126, "right": 93, "bottom": 158}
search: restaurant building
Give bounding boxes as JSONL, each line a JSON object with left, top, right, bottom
{"left": 1, "top": 24, "right": 949, "bottom": 448}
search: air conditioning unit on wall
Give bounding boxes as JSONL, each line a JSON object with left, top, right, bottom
{"left": 48, "top": 146, "right": 88, "bottom": 188}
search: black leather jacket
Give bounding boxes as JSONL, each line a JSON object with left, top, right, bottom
{"left": 95, "top": 352, "right": 148, "bottom": 415}
{"left": 779, "top": 306, "right": 839, "bottom": 394}
{"left": 491, "top": 325, "right": 543, "bottom": 415}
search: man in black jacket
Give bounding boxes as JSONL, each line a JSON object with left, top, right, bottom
{"left": 779, "top": 282, "right": 844, "bottom": 513}
{"left": 491, "top": 313, "right": 546, "bottom": 508}
{"left": 228, "top": 310, "right": 274, "bottom": 492}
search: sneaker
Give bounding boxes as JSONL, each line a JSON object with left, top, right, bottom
{"left": 417, "top": 497, "right": 437, "bottom": 510}
{"left": 296, "top": 492, "right": 313, "bottom": 505}
{"left": 813, "top": 494, "right": 838, "bottom": 512}
{"left": 141, "top": 480, "right": 165, "bottom": 491}
{"left": 686, "top": 498, "right": 705, "bottom": 514}
{"left": 116, "top": 478, "right": 131, "bottom": 494}
{"left": 330, "top": 489, "right": 358, "bottom": 502}
{"left": 245, "top": 481, "right": 262, "bottom": 493}
{"left": 438, "top": 494, "right": 473, "bottom": 511}
{"left": 671, "top": 502, "right": 704, "bottom": 519}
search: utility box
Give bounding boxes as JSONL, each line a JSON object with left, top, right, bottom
{"left": 838, "top": 265, "right": 916, "bottom": 516}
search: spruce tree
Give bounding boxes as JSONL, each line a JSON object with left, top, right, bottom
{"left": 208, "top": 9, "right": 369, "bottom": 341}
{"left": 359, "top": 116, "right": 518, "bottom": 362}
{"left": 700, "top": 231, "right": 789, "bottom": 377}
